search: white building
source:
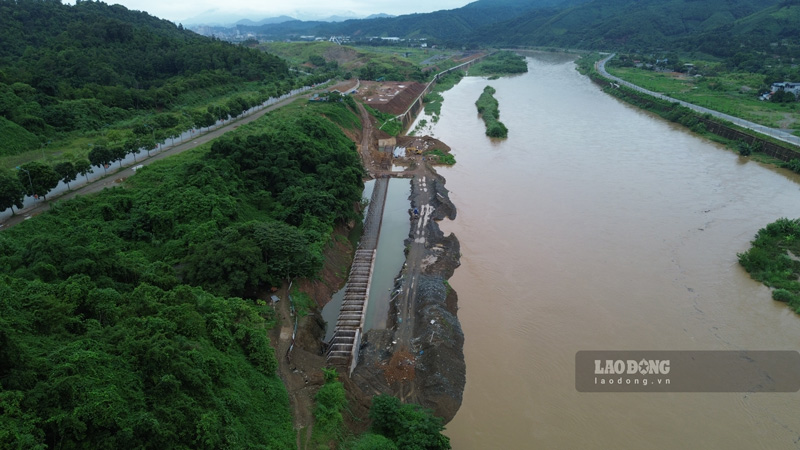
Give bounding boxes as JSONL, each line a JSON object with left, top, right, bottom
{"left": 760, "top": 82, "right": 800, "bottom": 101}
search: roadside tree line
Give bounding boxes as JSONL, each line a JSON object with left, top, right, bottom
{"left": 0, "top": 86, "right": 334, "bottom": 215}
{"left": 0, "top": 160, "right": 89, "bottom": 213}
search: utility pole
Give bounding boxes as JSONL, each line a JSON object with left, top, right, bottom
{"left": 16, "top": 166, "right": 34, "bottom": 199}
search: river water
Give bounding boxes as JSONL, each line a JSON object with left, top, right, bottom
{"left": 426, "top": 53, "right": 800, "bottom": 449}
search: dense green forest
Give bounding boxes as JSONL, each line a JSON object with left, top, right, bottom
{"left": 0, "top": 98, "right": 364, "bottom": 447}
{"left": 236, "top": 0, "right": 570, "bottom": 46}
{"left": 219, "top": 0, "right": 800, "bottom": 73}
{"left": 0, "top": 0, "right": 338, "bottom": 164}
{"left": 472, "top": 0, "right": 780, "bottom": 49}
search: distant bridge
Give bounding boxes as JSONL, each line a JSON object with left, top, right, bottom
{"left": 326, "top": 177, "right": 389, "bottom": 373}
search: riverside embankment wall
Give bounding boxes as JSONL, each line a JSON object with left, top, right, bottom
{"left": 397, "top": 54, "right": 491, "bottom": 131}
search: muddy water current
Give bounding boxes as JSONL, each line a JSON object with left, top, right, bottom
{"left": 427, "top": 53, "right": 800, "bottom": 449}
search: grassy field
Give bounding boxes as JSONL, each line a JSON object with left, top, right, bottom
{"left": 607, "top": 66, "right": 800, "bottom": 135}
{"left": 350, "top": 45, "right": 459, "bottom": 67}
{"left": 261, "top": 41, "right": 463, "bottom": 77}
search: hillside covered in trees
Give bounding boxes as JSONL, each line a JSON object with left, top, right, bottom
{"left": 471, "top": 0, "right": 781, "bottom": 49}
{"left": 0, "top": 0, "right": 328, "bottom": 160}
{"left": 220, "top": 0, "right": 800, "bottom": 65}
{"left": 231, "top": 0, "right": 576, "bottom": 45}
{"left": 0, "top": 98, "right": 364, "bottom": 448}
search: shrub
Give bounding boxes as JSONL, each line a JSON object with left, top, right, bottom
{"left": 351, "top": 433, "right": 398, "bottom": 450}
{"left": 772, "top": 289, "right": 798, "bottom": 303}
{"left": 312, "top": 368, "right": 348, "bottom": 444}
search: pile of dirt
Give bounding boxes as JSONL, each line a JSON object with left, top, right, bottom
{"left": 409, "top": 274, "right": 465, "bottom": 423}
{"left": 397, "top": 135, "right": 452, "bottom": 154}
{"left": 382, "top": 349, "right": 417, "bottom": 385}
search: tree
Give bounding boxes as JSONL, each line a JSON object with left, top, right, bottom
{"left": 74, "top": 159, "right": 93, "bottom": 182}
{"left": 209, "top": 104, "right": 230, "bottom": 123}
{"left": 17, "top": 162, "right": 60, "bottom": 200}
{"left": 771, "top": 89, "right": 797, "bottom": 103}
{"left": 123, "top": 139, "right": 139, "bottom": 162}
{"left": 88, "top": 146, "right": 113, "bottom": 175}
{"left": 53, "top": 161, "right": 78, "bottom": 190}
{"left": 0, "top": 171, "right": 25, "bottom": 214}
{"left": 351, "top": 434, "right": 398, "bottom": 450}
{"left": 141, "top": 135, "right": 158, "bottom": 157}
{"left": 110, "top": 146, "right": 127, "bottom": 168}
{"left": 192, "top": 110, "right": 216, "bottom": 131}
{"left": 369, "top": 395, "right": 451, "bottom": 450}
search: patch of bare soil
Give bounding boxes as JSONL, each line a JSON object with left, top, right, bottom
{"left": 397, "top": 135, "right": 451, "bottom": 153}
{"left": 355, "top": 81, "right": 427, "bottom": 115}
{"left": 323, "top": 46, "right": 361, "bottom": 65}
{"left": 381, "top": 349, "right": 417, "bottom": 385}
{"left": 778, "top": 113, "right": 797, "bottom": 130}
{"left": 295, "top": 225, "right": 356, "bottom": 309}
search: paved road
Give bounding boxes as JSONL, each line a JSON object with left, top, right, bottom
{"left": 596, "top": 54, "right": 800, "bottom": 148}
{"left": 0, "top": 83, "right": 340, "bottom": 230}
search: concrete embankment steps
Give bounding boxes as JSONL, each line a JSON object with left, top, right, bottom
{"left": 326, "top": 177, "right": 390, "bottom": 372}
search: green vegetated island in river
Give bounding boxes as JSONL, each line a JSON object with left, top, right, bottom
{"left": 472, "top": 51, "right": 528, "bottom": 139}
{"left": 476, "top": 86, "right": 508, "bottom": 138}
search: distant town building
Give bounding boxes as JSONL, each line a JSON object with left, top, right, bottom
{"left": 760, "top": 82, "right": 800, "bottom": 101}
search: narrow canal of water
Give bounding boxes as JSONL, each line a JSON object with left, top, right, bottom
{"left": 322, "top": 178, "right": 411, "bottom": 340}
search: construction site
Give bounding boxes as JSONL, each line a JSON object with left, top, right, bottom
{"left": 353, "top": 81, "right": 427, "bottom": 115}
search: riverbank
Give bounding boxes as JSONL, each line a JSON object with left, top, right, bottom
{"left": 350, "top": 162, "right": 465, "bottom": 423}
{"left": 588, "top": 54, "right": 800, "bottom": 168}
{"left": 274, "top": 88, "right": 466, "bottom": 443}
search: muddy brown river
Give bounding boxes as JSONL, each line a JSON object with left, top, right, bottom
{"left": 424, "top": 53, "right": 800, "bottom": 449}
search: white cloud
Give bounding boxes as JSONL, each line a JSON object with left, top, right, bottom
{"left": 62, "top": 0, "right": 473, "bottom": 23}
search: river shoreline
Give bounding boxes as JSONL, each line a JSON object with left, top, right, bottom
{"left": 351, "top": 163, "right": 465, "bottom": 423}
{"left": 273, "top": 92, "right": 467, "bottom": 442}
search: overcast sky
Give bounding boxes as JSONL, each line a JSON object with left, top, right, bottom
{"left": 63, "top": 0, "right": 475, "bottom": 23}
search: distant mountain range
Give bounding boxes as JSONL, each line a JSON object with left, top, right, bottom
{"left": 183, "top": 11, "right": 395, "bottom": 27}
{"left": 197, "top": 0, "right": 800, "bottom": 57}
